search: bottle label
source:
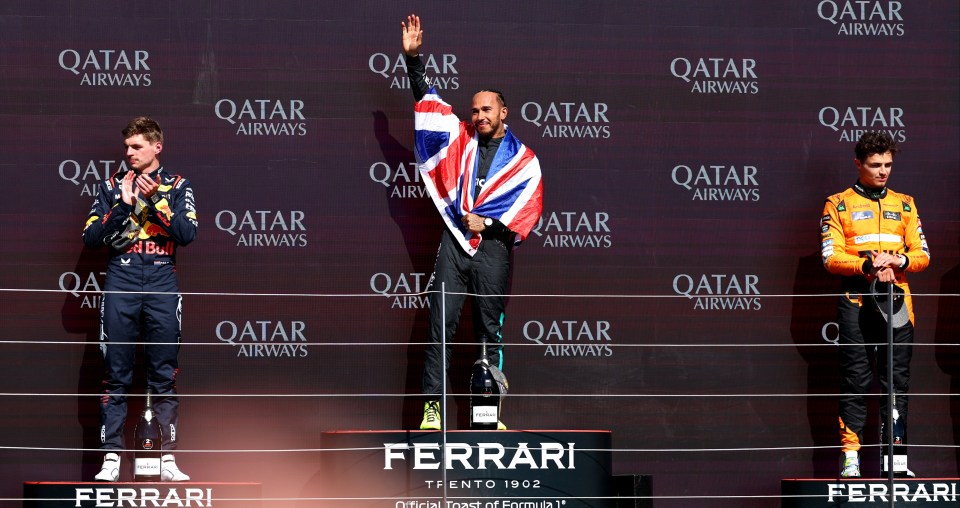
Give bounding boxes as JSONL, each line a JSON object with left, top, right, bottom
{"left": 135, "top": 457, "right": 161, "bottom": 475}
{"left": 882, "top": 453, "right": 908, "bottom": 472}
{"left": 472, "top": 406, "right": 498, "bottom": 423}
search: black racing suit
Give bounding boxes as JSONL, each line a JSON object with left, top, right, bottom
{"left": 405, "top": 54, "right": 515, "bottom": 397}
{"left": 82, "top": 167, "right": 198, "bottom": 450}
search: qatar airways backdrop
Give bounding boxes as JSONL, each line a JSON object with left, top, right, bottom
{"left": 0, "top": 1, "right": 958, "bottom": 507}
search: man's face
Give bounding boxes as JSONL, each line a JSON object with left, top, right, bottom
{"left": 855, "top": 151, "right": 893, "bottom": 188}
{"left": 124, "top": 134, "right": 161, "bottom": 173}
{"left": 471, "top": 92, "right": 507, "bottom": 139}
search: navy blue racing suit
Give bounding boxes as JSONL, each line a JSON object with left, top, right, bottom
{"left": 82, "top": 167, "right": 197, "bottom": 450}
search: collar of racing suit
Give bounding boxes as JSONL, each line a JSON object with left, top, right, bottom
{"left": 853, "top": 179, "right": 887, "bottom": 201}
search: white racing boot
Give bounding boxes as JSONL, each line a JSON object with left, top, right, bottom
{"left": 160, "top": 454, "right": 191, "bottom": 481}
{"left": 94, "top": 452, "right": 121, "bottom": 482}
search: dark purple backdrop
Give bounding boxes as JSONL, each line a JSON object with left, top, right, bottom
{"left": 0, "top": 1, "right": 957, "bottom": 506}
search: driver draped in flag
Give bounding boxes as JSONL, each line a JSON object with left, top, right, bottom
{"left": 401, "top": 14, "right": 544, "bottom": 430}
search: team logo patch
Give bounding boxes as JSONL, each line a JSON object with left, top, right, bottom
{"left": 837, "top": 201, "right": 846, "bottom": 212}
{"left": 851, "top": 211, "right": 874, "bottom": 221}
{"left": 902, "top": 202, "right": 911, "bottom": 212}
{"left": 883, "top": 211, "right": 901, "bottom": 221}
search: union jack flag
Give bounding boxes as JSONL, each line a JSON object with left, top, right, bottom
{"left": 414, "top": 87, "right": 543, "bottom": 256}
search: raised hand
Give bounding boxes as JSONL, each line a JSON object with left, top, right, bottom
{"left": 401, "top": 14, "right": 423, "bottom": 57}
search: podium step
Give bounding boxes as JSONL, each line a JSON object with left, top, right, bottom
{"left": 320, "top": 429, "right": 619, "bottom": 508}
{"left": 781, "top": 478, "right": 959, "bottom": 507}
{"left": 23, "top": 482, "right": 261, "bottom": 507}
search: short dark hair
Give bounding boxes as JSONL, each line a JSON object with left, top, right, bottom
{"left": 855, "top": 131, "right": 898, "bottom": 162}
{"left": 476, "top": 88, "right": 506, "bottom": 108}
{"left": 122, "top": 116, "right": 163, "bottom": 144}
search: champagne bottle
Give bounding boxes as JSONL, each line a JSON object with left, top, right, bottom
{"left": 881, "top": 404, "right": 908, "bottom": 477}
{"left": 469, "top": 336, "right": 500, "bottom": 430}
{"left": 134, "top": 388, "right": 163, "bottom": 481}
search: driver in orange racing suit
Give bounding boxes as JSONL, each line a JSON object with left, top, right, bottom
{"left": 820, "top": 131, "right": 930, "bottom": 478}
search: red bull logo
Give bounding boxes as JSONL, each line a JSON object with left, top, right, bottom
{"left": 153, "top": 199, "right": 174, "bottom": 227}
{"left": 126, "top": 240, "right": 174, "bottom": 256}
{"left": 141, "top": 221, "right": 169, "bottom": 238}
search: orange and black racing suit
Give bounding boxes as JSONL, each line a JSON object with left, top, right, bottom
{"left": 820, "top": 180, "right": 929, "bottom": 454}
{"left": 83, "top": 167, "right": 198, "bottom": 451}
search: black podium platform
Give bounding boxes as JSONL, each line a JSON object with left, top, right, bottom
{"left": 23, "top": 482, "right": 261, "bottom": 507}
{"left": 781, "top": 478, "right": 959, "bottom": 507}
{"left": 319, "top": 430, "right": 634, "bottom": 508}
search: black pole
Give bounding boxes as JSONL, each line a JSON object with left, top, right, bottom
{"left": 886, "top": 281, "right": 894, "bottom": 508}
{"left": 441, "top": 282, "right": 448, "bottom": 505}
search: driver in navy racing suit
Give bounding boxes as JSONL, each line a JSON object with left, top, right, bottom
{"left": 83, "top": 117, "right": 197, "bottom": 482}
